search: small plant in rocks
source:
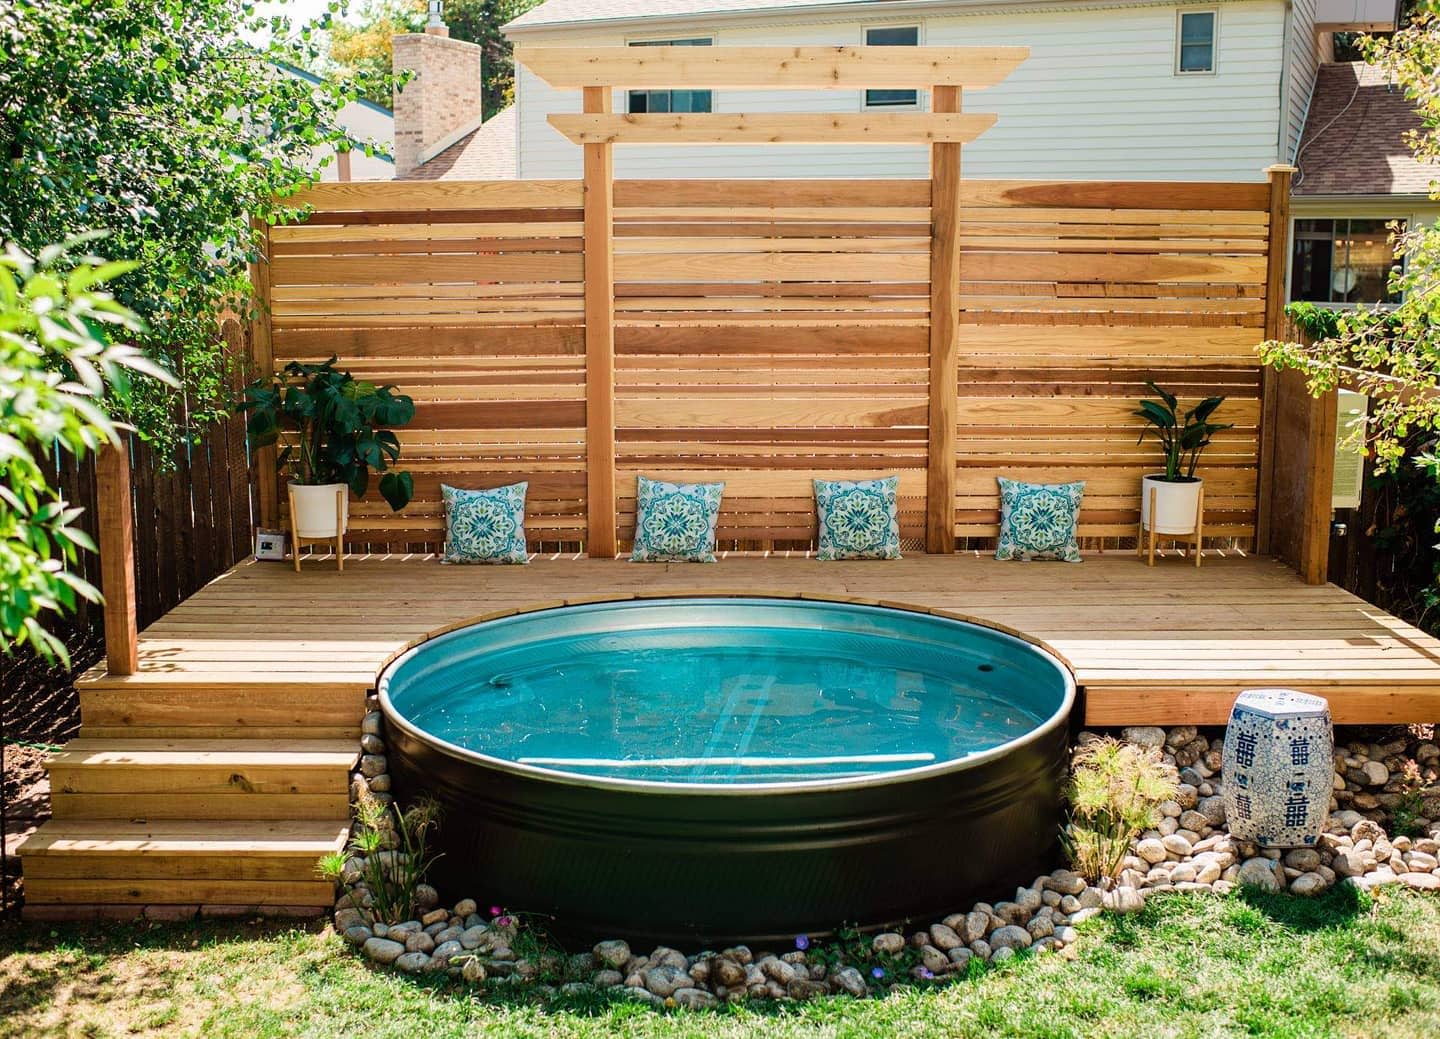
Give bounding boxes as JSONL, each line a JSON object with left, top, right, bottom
{"left": 1392, "top": 759, "right": 1428, "bottom": 839}
{"left": 1064, "top": 737, "right": 1179, "bottom": 886}
{"left": 341, "top": 791, "right": 443, "bottom": 924}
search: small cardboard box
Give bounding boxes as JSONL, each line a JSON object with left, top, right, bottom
{"left": 254, "top": 529, "right": 289, "bottom": 562}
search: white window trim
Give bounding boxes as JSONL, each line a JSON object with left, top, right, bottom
{"left": 1287, "top": 215, "right": 1410, "bottom": 308}
{"left": 624, "top": 33, "right": 718, "bottom": 115}
{"left": 862, "top": 23, "right": 925, "bottom": 112}
{"left": 1174, "top": 9, "right": 1219, "bottom": 77}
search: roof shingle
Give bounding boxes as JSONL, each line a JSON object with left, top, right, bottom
{"left": 409, "top": 106, "right": 518, "bottom": 180}
{"left": 1294, "top": 62, "right": 1435, "bottom": 198}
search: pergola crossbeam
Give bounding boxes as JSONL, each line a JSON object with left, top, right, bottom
{"left": 516, "top": 45, "right": 1029, "bottom": 90}
{"left": 548, "top": 112, "right": 998, "bottom": 146}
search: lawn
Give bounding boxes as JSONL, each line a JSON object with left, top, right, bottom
{"left": 2, "top": 887, "right": 1438, "bottom": 1039}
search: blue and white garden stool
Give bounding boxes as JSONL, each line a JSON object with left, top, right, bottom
{"left": 1222, "top": 689, "right": 1333, "bottom": 848}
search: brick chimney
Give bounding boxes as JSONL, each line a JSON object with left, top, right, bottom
{"left": 392, "top": 5, "right": 484, "bottom": 177}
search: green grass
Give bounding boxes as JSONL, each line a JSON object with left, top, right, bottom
{"left": 2, "top": 887, "right": 1438, "bottom": 1038}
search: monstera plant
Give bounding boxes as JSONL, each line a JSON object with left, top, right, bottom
{"left": 242, "top": 357, "right": 415, "bottom": 540}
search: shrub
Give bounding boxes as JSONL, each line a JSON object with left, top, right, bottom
{"left": 1064, "top": 737, "right": 1179, "bottom": 886}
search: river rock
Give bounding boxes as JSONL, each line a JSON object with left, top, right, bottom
{"left": 991, "top": 946, "right": 1016, "bottom": 963}
{"left": 1122, "top": 726, "right": 1166, "bottom": 750}
{"left": 675, "top": 987, "right": 719, "bottom": 1009}
{"left": 919, "top": 945, "right": 949, "bottom": 973}
{"left": 1049, "top": 870, "right": 1087, "bottom": 896}
{"left": 1401, "top": 872, "right": 1440, "bottom": 891}
{"left": 459, "top": 925, "right": 488, "bottom": 950}
{"left": 833, "top": 966, "right": 867, "bottom": 997}
{"left": 989, "top": 925, "right": 1032, "bottom": 952}
{"left": 644, "top": 965, "right": 689, "bottom": 997}
{"left": 1362, "top": 761, "right": 1390, "bottom": 786}
{"left": 759, "top": 957, "right": 797, "bottom": 985}
{"left": 1333, "top": 850, "right": 1367, "bottom": 877}
{"left": 362, "top": 937, "right": 405, "bottom": 964}
{"left": 1237, "top": 857, "right": 1282, "bottom": 892}
{"left": 394, "top": 951, "right": 431, "bottom": 973}
{"left": 1290, "top": 872, "right": 1329, "bottom": 897}
{"left": 872, "top": 932, "right": 905, "bottom": 956}
{"left": 1103, "top": 886, "right": 1145, "bottom": 915}
{"left": 1284, "top": 849, "right": 1321, "bottom": 871}
{"left": 404, "top": 930, "right": 435, "bottom": 954}
{"left": 462, "top": 957, "right": 486, "bottom": 982}
{"left": 929, "top": 923, "right": 964, "bottom": 951}
{"left": 595, "top": 940, "right": 631, "bottom": 969}
{"left": 594, "top": 969, "right": 623, "bottom": 987}
{"left": 342, "top": 925, "right": 372, "bottom": 946}
{"left": 1136, "top": 838, "right": 1167, "bottom": 864}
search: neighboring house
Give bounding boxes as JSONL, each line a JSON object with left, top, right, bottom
{"left": 272, "top": 60, "right": 396, "bottom": 181}
{"left": 1289, "top": 60, "right": 1439, "bottom": 306}
{"left": 503, "top": 0, "right": 1396, "bottom": 183}
{"left": 391, "top": 19, "right": 518, "bottom": 179}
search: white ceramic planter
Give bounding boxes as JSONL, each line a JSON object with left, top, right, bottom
{"left": 289, "top": 482, "right": 348, "bottom": 539}
{"left": 1140, "top": 475, "right": 1202, "bottom": 535}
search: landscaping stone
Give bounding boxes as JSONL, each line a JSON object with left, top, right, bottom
{"left": 362, "top": 937, "right": 405, "bottom": 965}
{"left": 1237, "top": 857, "right": 1282, "bottom": 893}
{"left": 595, "top": 940, "right": 630, "bottom": 969}
{"left": 929, "top": 923, "right": 964, "bottom": 951}
{"left": 833, "top": 967, "right": 867, "bottom": 997}
{"left": 395, "top": 951, "right": 431, "bottom": 973}
{"left": 872, "top": 932, "right": 905, "bottom": 956}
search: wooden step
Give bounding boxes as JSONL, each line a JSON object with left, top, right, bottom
{"left": 46, "top": 739, "right": 357, "bottom": 820}
{"left": 19, "top": 820, "right": 347, "bottom": 907}
{"left": 77, "top": 673, "right": 367, "bottom": 738}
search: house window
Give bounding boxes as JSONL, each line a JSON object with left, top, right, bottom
{"left": 1290, "top": 219, "right": 1405, "bottom": 305}
{"left": 864, "top": 25, "right": 920, "bottom": 108}
{"left": 627, "top": 38, "right": 713, "bottom": 114}
{"left": 1176, "top": 11, "right": 1217, "bottom": 74}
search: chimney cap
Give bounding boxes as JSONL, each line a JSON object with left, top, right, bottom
{"left": 425, "top": 1, "right": 449, "bottom": 36}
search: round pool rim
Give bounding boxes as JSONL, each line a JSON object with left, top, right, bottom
{"left": 376, "top": 593, "right": 1078, "bottom": 796}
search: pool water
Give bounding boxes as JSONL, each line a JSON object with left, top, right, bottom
{"left": 383, "top": 598, "right": 1064, "bottom": 786}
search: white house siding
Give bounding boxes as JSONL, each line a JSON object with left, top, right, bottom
{"left": 512, "top": 1, "right": 1285, "bottom": 182}
{"left": 1286, "top": 0, "right": 1319, "bottom": 163}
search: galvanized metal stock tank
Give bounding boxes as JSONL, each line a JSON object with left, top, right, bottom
{"left": 378, "top": 597, "right": 1075, "bottom": 947}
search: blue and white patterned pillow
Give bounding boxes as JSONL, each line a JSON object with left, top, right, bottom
{"left": 631, "top": 476, "right": 725, "bottom": 563}
{"left": 995, "top": 477, "right": 1084, "bottom": 563}
{"left": 814, "top": 476, "right": 902, "bottom": 561}
{"left": 442, "top": 482, "right": 529, "bottom": 565}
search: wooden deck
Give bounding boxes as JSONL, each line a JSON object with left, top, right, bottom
{"left": 22, "top": 550, "right": 1440, "bottom": 916}
{"left": 95, "top": 551, "right": 1440, "bottom": 727}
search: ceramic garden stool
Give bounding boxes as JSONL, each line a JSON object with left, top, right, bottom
{"left": 1221, "top": 689, "right": 1334, "bottom": 849}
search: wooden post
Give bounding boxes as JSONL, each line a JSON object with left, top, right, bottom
{"left": 926, "top": 84, "right": 962, "bottom": 554}
{"left": 582, "top": 85, "right": 618, "bottom": 558}
{"left": 248, "top": 218, "right": 280, "bottom": 531}
{"left": 95, "top": 438, "right": 138, "bottom": 675}
{"left": 1256, "top": 164, "right": 1295, "bottom": 555}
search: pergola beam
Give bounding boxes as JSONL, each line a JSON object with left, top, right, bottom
{"left": 548, "top": 112, "right": 997, "bottom": 146}
{"left": 517, "top": 45, "right": 1029, "bottom": 90}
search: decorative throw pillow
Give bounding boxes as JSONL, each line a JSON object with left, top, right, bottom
{"left": 995, "top": 477, "right": 1084, "bottom": 563}
{"left": 630, "top": 476, "right": 725, "bottom": 563}
{"left": 442, "top": 482, "right": 529, "bottom": 564}
{"left": 813, "top": 476, "right": 902, "bottom": 561}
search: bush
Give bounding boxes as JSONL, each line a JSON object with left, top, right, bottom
{"left": 1064, "top": 737, "right": 1179, "bottom": 886}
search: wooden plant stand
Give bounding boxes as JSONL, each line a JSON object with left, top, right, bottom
{"left": 287, "top": 484, "right": 345, "bottom": 572}
{"left": 1137, "top": 483, "right": 1205, "bottom": 568}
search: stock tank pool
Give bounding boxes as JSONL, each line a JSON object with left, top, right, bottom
{"left": 378, "top": 597, "right": 1075, "bottom": 946}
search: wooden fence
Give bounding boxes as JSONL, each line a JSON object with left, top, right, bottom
{"left": 254, "top": 174, "right": 1280, "bottom": 558}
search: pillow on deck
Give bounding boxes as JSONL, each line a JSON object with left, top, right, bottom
{"left": 441, "top": 482, "right": 530, "bottom": 565}
{"left": 995, "top": 477, "right": 1084, "bottom": 563}
{"left": 631, "top": 476, "right": 725, "bottom": 563}
{"left": 813, "top": 476, "right": 902, "bottom": 561}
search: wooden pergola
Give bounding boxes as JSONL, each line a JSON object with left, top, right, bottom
{"left": 515, "top": 44, "right": 1028, "bottom": 559}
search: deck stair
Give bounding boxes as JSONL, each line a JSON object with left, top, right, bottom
{"left": 19, "top": 671, "right": 367, "bottom": 919}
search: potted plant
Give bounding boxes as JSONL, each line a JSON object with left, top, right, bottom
{"left": 1134, "top": 382, "right": 1230, "bottom": 535}
{"left": 242, "top": 357, "right": 416, "bottom": 540}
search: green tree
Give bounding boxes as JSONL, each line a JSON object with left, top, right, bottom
{"left": 328, "top": 0, "right": 543, "bottom": 117}
{"left": 1261, "top": 3, "right": 1440, "bottom": 474}
{"left": 0, "top": 241, "right": 176, "bottom": 664}
{"left": 0, "top": 0, "right": 387, "bottom": 456}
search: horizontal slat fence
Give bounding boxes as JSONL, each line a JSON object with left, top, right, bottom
{"left": 268, "top": 182, "right": 588, "bottom": 549}
{"left": 954, "top": 180, "right": 1268, "bottom": 543}
{"left": 264, "top": 178, "right": 1274, "bottom": 555}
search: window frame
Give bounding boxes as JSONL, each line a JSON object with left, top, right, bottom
{"left": 1287, "top": 216, "right": 1408, "bottom": 308}
{"left": 862, "top": 23, "right": 923, "bottom": 111}
{"left": 624, "top": 35, "right": 716, "bottom": 116}
{"left": 1174, "top": 9, "right": 1219, "bottom": 76}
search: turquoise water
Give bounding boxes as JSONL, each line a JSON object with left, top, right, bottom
{"left": 381, "top": 599, "right": 1070, "bottom": 785}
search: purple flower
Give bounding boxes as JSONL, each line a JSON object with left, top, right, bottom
{"left": 490, "top": 905, "right": 502, "bottom": 917}
{"left": 918, "top": 967, "right": 935, "bottom": 980}
{"left": 794, "top": 935, "right": 810, "bottom": 951}
{"left": 496, "top": 915, "right": 513, "bottom": 927}
{"left": 871, "top": 966, "right": 885, "bottom": 979}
